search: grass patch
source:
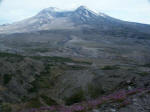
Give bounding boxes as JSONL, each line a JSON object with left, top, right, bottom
{"left": 31, "top": 56, "right": 74, "bottom": 63}
{"left": 0, "top": 52, "right": 24, "bottom": 62}
{"left": 31, "top": 56, "right": 92, "bottom": 65}
{"left": 0, "top": 52, "right": 23, "bottom": 58}
{"left": 40, "top": 95, "right": 58, "bottom": 105}
{"left": 138, "top": 72, "right": 149, "bottom": 76}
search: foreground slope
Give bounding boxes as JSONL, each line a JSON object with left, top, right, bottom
{"left": 0, "top": 52, "right": 150, "bottom": 112}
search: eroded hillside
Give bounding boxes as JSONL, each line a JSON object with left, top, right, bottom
{"left": 0, "top": 52, "right": 150, "bottom": 112}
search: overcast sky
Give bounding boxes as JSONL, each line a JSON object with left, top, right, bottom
{"left": 0, "top": 0, "right": 150, "bottom": 25}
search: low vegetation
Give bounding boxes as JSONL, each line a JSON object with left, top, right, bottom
{"left": 65, "top": 88, "right": 85, "bottom": 105}
{"left": 3, "top": 74, "right": 12, "bottom": 85}
{"left": 88, "top": 83, "right": 104, "bottom": 98}
{"left": 0, "top": 103, "right": 12, "bottom": 112}
{"left": 26, "top": 88, "right": 150, "bottom": 112}
{"left": 101, "top": 65, "right": 120, "bottom": 70}
{"left": 138, "top": 72, "right": 149, "bottom": 76}
{"left": 142, "top": 63, "right": 150, "bottom": 68}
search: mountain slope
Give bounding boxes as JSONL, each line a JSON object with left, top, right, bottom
{"left": 0, "top": 6, "right": 150, "bottom": 35}
{"left": 0, "top": 6, "right": 150, "bottom": 61}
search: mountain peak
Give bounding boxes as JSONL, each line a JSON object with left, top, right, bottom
{"left": 75, "top": 5, "right": 98, "bottom": 18}
{"left": 77, "top": 6, "right": 88, "bottom": 10}
{"left": 36, "top": 7, "right": 61, "bottom": 18}
{"left": 39, "top": 7, "right": 60, "bottom": 13}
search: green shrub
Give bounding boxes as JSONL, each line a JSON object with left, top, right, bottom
{"left": 88, "top": 83, "right": 104, "bottom": 98}
{"left": 21, "top": 95, "right": 29, "bottom": 102}
{"left": 27, "top": 84, "right": 38, "bottom": 93}
{"left": 65, "top": 88, "right": 85, "bottom": 105}
{"left": 142, "top": 64, "right": 150, "bottom": 68}
{"left": 27, "top": 97, "right": 43, "bottom": 108}
{"left": 28, "top": 75, "right": 52, "bottom": 93}
{"left": 138, "top": 72, "right": 149, "bottom": 76}
{"left": 1, "top": 103, "right": 12, "bottom": 112}
{"left": 3, "top": 74, "right": 12, "bottom": 85}
{"left": 68, "top": 65, "right": 87, "bottom": 70}
{"left": 101, "top": 65, "right": 120, "bottom": 70}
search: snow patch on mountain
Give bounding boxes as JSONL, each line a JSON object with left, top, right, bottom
{"left": 75, "top": 6, "right": 99, "bottom": 17}
{"left": 42, "top": 7, "right": 61, "bottom": 12}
